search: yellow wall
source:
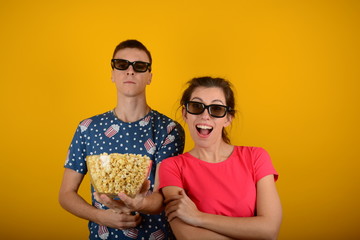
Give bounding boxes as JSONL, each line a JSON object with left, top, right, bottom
{"left": 1, "top": 0, "right": 359, "bottom": 239}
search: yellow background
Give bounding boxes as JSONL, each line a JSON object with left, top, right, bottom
{"left": 1, "top": 0, "right": 359, "bottom": 239}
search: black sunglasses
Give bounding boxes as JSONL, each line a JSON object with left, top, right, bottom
{"left": 185, "top": 101, "right": 231, "bottom": 118}
{"left": 111, "top": 59, "right": 151, "bottom": 72}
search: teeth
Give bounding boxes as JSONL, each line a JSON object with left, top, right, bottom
{"left": 196, "top": 125, "right": 213, "bottom": 130}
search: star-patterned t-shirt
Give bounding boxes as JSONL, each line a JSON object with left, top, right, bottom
{"left": 65, "top": 109, "right": 185, "bottom": 240}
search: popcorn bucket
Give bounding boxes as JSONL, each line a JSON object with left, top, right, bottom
{"left": 86, "top": 153, "right": 152, "bottom": 198}
{"left": 104, "top": 124, "right": 120, "bottom": 138}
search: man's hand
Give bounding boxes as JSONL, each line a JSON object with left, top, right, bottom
{"left": 94, "top": 179, "right": 151, "bottom": 213}
{"left": 96, "top": 209, "right": 142, "bottom": 230}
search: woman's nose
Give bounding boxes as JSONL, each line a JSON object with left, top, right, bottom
{"left": 200, "top": 109, "right": 211, "bottom": 119}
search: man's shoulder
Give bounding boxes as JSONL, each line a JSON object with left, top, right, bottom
{"left": 75, "top": 110, "right": 113, "bottom": 132}
{"left": 150, "top": 110, "right": 184, "bottom": 132}
{"left": 79, "top": 110, "right": 113, "bottom": 123}
{"left": 150, "top": 110, "right": 174, "bottom": 122}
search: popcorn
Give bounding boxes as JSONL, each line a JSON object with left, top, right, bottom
{"left": 86, "top": 153, "right": 152, "bottom": 198}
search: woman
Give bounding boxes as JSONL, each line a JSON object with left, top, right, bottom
{"left": 159, "top": 77, "right": 282, "bottom": 240}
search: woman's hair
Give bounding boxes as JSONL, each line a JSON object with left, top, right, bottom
{"left": 180, "top": 76, "right": 236, "bottom": 144}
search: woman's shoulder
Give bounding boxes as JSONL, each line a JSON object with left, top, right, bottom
{"left": 232, "top": 146, "right": 271, "bottom": 161}
{"left": 234, "top": 145, "right": 268, "bottom": 153}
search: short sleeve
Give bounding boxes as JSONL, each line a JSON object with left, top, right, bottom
{"left": 64, "top": 121, "right": 89, "bottom": 174}
{"left": 154, "top": 121, "right": 185, "bottom": 164}
{"left": 158, "top": 156, "right": 184, "bottom": 190}
{"left": 253, "top": 147, "right": 278, "bottom": 182}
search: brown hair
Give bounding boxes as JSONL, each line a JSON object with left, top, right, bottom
{"left": 112, "top": 39, "right": 152, "bottom": 71}
{"left": 180, "top": 76, "right": 236, "bottom": 144}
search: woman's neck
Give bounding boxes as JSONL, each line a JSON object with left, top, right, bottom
{"left": 189, "top": 142, "right": 234, "bottom": 163}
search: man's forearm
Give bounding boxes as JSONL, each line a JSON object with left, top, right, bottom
{"left": 59, "top": 190, "right": 100, "bottom": 223}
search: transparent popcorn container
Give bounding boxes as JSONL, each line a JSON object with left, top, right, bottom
{"left": 86, "top": 153, "right": 152, "bottom": 198}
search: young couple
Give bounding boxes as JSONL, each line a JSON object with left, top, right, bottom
{"left": 59, "top": 40, "right": 282, "bottom": 240}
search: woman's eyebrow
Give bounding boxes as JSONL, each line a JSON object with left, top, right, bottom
{"left": 190, "top": 97, "right": 225, "bottom": 105}
{"left": 190, "top": 97, "right": 203, "bottom": 102}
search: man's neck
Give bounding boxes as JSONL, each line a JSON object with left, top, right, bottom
{"left": 114, "top": 95, "right": 150, "bottom": 123}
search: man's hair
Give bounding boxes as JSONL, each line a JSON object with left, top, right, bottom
{"left": 112, "top": 39, "right": 152, "bottom": 67}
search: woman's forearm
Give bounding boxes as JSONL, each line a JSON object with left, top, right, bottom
{"left": 169, "top": 218, "right": 235, "bottom": 240}
{"left": 197, "top": 213, "right": 281, "bottom": 240}
{"left": 196, "top": 175, "right": 282, "bottom": 240}
{"left": 138, "top": 191, "right": 164, "bottom": 214}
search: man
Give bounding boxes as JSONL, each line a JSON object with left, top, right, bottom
{"left": 59, "top": 39, "right": 185, "bottom": 239}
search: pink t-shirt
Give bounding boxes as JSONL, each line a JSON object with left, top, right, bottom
{"left": 159, "top": 146, "right": 278, "bottom": 217}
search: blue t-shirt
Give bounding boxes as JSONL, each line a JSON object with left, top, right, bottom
{"left": 65, "top": 110, "right": 185, "bottom": 240}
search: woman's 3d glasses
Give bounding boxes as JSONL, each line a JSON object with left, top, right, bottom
{"left": 185, "top": 101, "right": 231, "bottom": 118}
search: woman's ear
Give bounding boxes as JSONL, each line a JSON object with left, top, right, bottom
{"left": 182, "top": 107, "right": 187, "bottom": 121}
{"left": 111, "top": 70, "right": 115, "bottom": 82}
{"left": 224, "top": 115, "right": 233, "bottom": 127}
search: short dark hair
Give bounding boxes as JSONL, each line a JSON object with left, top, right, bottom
{"left": 180, "top": 76, "right": 236, "bottom": 144}
{"left": 112, "top": 39, "right": 152, "bottom": 71}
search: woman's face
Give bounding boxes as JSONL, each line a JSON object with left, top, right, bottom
{"left": 183, "top": 86, "right": 232, "bottom": 148}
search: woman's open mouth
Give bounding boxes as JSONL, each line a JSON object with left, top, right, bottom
{"left": 196, "top": 124, "right": 213, "bottom": 136}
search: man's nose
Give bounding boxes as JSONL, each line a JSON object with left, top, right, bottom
{"left": 126, "top": 65, "right": 135, "bottom": 75}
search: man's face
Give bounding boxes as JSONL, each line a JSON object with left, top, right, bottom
{"left": 111, "top": 48, "right": 152, "bottom": 97}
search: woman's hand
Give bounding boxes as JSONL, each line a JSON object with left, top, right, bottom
{"left": 164, "top": 189, "right": 203, "bottom": 226}
{"left": 94, "top": 180, "right": 150, "bottom": 213}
